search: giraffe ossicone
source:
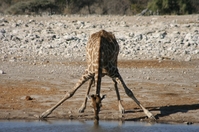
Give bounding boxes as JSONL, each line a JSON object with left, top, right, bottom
{"left": 40, "top": 30, "right": 156, "bottom": 121}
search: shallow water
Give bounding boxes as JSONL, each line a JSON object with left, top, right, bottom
{"left": 0, "top": 120, "right": 199, "bottom": 132}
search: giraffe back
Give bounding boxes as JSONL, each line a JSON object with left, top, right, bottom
{"left": 86, "top": 30, "right": 119, "bottom": 74}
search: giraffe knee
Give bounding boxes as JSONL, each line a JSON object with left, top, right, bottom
{"left": 64, "top": 92, "right": 73, "bottom": 98}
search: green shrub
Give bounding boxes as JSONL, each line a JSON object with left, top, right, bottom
{"left": 148, "top": 0, "right": 194, "bottom": 15}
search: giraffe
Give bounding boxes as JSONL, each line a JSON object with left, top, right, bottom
{"left": 40, "top": 30, "right": 156, "bottom": 120}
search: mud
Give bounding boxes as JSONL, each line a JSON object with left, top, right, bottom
{"left": 0, "top": 59, "right": 199, "bottom": 124}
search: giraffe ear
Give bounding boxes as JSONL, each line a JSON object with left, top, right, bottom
{"left": 101, "top": 94, "right": 106, "bottom": 100}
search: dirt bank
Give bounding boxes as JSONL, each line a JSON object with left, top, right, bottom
{"left": 0, "top": 59, "right": 199, "bottom": 124}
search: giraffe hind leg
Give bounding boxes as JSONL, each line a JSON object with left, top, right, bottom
{"left": 79, "top": 77, "right": 94, "bottom": 113}
{"left": 112, "top": 78, "right": 125, "bottom": 114}
{"left": 40, "top": 72, "right": 92, "bottom": 118}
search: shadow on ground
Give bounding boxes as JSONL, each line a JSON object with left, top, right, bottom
{"left": 125, "top": 104, "right": 199, "bottom": 121}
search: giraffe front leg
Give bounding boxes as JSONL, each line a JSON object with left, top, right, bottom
{"left": 40, "top": 91, "right": 76, "bottom": 118}
{"left": 79, "top": 77, "right": 94, "bottom": 113}
{"left": 112, "top": 79, "right": 125, "bottom": 114}
{"left": 40, "top": 73, "right": 92, "bottom": 119}
{"left": 115, "top": 75, "right": 156, "bottom": 120}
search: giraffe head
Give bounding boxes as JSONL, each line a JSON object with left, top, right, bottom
{"left": 88, "top": 94, "right": 106, "bottom": 122}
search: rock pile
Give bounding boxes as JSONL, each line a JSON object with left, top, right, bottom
{"left": 0, "top": 15, "right": 198, "bottom": 62}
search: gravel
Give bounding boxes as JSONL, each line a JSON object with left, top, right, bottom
{"left": 0, "top": 15, "right": 198, "bottom": 62}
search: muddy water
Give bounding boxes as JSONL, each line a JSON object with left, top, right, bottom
{"left": 0, "top": 120, "right": 199, "bottom": 132}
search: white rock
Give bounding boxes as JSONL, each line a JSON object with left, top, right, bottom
{"left": 129, "top": 32, "right": 134, "bottom": 37}
{"left": 185, "top": 56, "right": 191, "bottom": 61}
{"left": 0, "top": 70, "right": 5, "bottom": 74}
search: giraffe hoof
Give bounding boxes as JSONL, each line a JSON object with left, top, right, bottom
{"left": 40, "top": 110, "right": 51, "bottom": 119}
{"left": 149, "top": 115, "right": 156, "bottom": 120}
{"left": 119, "top": 106, "right": 125, "bottom": 114}
{"left": 78, "top": 107, "right": 85, "bottom": 113}
{"left": 39, "top": 114, "right": 47, "bottom": 119}
{"left": 147, "top": 113, "right": 156, "bottom": 120}
{"left": 78, "top": 109, "right": 84, "bottom": 113}
{"left": 144, "top": 109, "right": 156, "bottom": 120}
{"left": 119, "top": 109, "right": 125, "bottom": 114}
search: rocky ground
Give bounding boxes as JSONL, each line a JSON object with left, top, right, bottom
{"left": 0, "top": 15, "right": 199, "bottom": 62}
{"left": 0, "top": 15, "right": 199, "bottom": 124}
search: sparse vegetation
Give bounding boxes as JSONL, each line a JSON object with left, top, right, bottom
{"left": 1, "top": 0, "right": 59, "bottom": 15}
{"left": 147, "top": 0, "right": 194, "bottom": 15}
{"left": 0, "top": 0, "right": 198, "bottom": 15}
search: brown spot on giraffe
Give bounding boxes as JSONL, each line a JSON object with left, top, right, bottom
{"left": 40, "top": 30, "right": 156, "bottom": 121}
